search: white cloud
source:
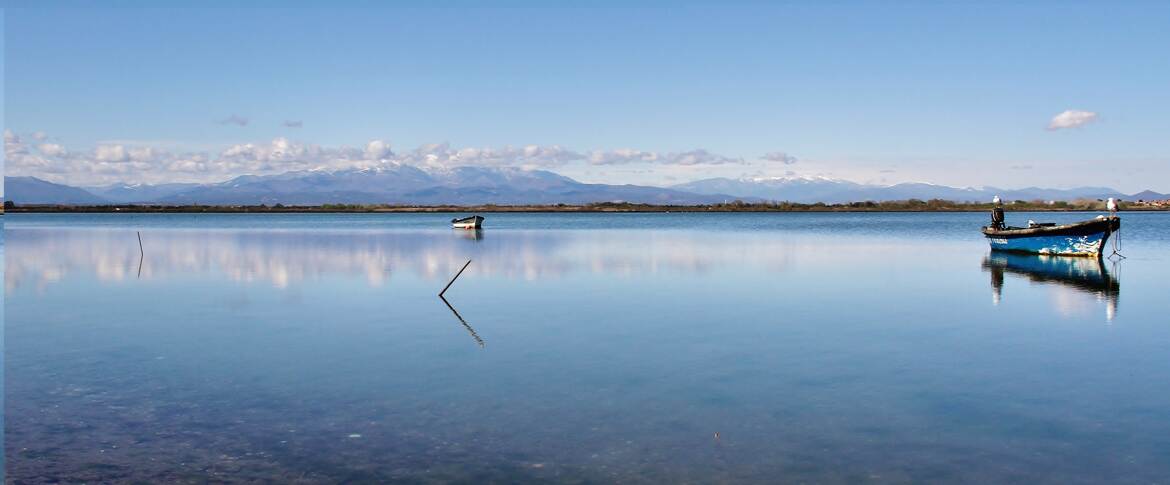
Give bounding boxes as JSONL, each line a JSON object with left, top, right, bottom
{"left": 588, "top": 148, "right": 659, "bottom": 165}
{"left": 670, "top": 149, "right": 742, "bottom": 165}
{"left": 129, "top": 146, "right": 161, "bottom": 162}
{"left": 762, "top": 151, "right": 798, "bottom": 164}
{"left": 364, "top": 140, "right": 393, "bottom": 160}
{"left": 1047, "top": 110, "right": 1099, "bottom": 130}
{"left": 5, "top": 130, "right": 28, "bottom": 156}
{"left": 588, "top": 148, "right": 741, "bottom": 165}
{"left": 36, "top": 143, "right": 68, "bottom": 157}
{"left": 396, "top": 143, "right": 586, "bottom": 168}
{"left": 95, "top": 145, "right": 129, "bottom": 162}
{"left": 4, "top": 131, "right": 746, "bottom": 186}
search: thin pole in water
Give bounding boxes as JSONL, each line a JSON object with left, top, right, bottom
{"left": 439, "top": 259, "right": 472, "bottom": 297}
{"left": 137, "top": 231, "right": 145, "bottom": 278}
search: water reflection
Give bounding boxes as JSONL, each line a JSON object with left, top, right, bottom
{"left": 456, "top": 228, "right": 484, "bottom": 241}
{"left": 983, "top": 253, "right": 1120, "bottom": 321}
{"left": 7, "top": 214, "right": 1170, "bottom": 483}
{"left": 5, "top": 228, "right": 795, "bottom": 293}
{"left": 439, "top": 295, "right": 485, "bottom": 348}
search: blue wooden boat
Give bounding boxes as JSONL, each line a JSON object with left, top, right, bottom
{"left": 982, "top": 215, "right": 1119, "bottom": 257}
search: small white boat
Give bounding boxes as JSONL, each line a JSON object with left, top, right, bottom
{"left": 451, "top": 215, "right": 484, "bottom": 229}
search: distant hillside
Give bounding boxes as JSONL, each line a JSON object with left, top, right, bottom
{"left": 4, "top": 176, "right": 110, "bottom": 205}
{"left": 5, "top": 168, "right": 1161, "bottom": 207}
{"left": 5, "top": 167, "right": 734, "bottom": 206}
{"left": 673, "top": 176, "right": 1135, "bottom": 204}
{"left": 1131, "top": 190, "right": 1170, "bottom": 201}
{"left": 85, "top": 182, "right": 203, "bottom": 204}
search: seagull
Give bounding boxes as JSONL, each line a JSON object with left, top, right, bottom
{"left": 993, "top": 195, "right": 1002, "bottom": 205}
{"left": 1107, "top": 197, "right": 1118, "bottom": 212}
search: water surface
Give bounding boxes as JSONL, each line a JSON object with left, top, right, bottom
{"left": 6, "top": 212, "right": 1170, "bottom": 483}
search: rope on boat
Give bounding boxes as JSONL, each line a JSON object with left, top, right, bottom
{"left": 1109, "top": 228, "right": 1126, "bottom": 259}
{"left": 1108, "top": 210, "right": 1126, "bottom": 260}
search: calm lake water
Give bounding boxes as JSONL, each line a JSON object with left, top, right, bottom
{"left": 5, "top": 212, "right": 1170, "bottom": 483}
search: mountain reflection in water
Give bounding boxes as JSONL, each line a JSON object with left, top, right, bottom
{"left": 983, "top": 252, "right": 1120, "bottom": 322}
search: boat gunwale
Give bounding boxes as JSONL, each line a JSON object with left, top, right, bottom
{"left": 981, "top": 216, "right": 1118, "bottom": 238}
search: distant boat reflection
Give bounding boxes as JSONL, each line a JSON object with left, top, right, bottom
{"left": 456, "top": 228, "right": 484, "bottom": 242}
{"left": 983, "top": 253, "right": 1120, "bottom": 321}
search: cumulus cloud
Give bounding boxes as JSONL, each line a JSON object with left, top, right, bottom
{"left": 5, "top": 130, "right": 28, "bottom": 156}
{"left": 7, "top": 133, "right": 404, "bottom": 185}
{"left": 1047, "top": 110, "right": 1098, "bottom": 130}
{"left": 588, "top": 148, "right": 742, "bottom": 165}
{"left": 364, "top": 140, "right": 393, "bottom": 160}
{"left": 36, "top": 143, "right": 68, "bottom": 157}
{"left": 762, "top": 151, "right": 798, "bottom": 164}
{"left": 217, "top": 114, "right": 250, "bottom": 127}
{"left": 3, "top": 131, "right": 746, "bottom": 186}
{"left": 588, "top": 148, "right": 659, "bottom": 165}
{"left": 129, "top": 146, "right": 162, "bottom": 163}
{"left": 669, "top": 149, "right": 743, "bottom": 165}
{"left": 95, "top": 145, "right": 129, "bottom": 162}
{"left": 283, "top": 120, "right": 303, "bottom": 128}
{"left": 396, "top": 143, "right": 585, "bottom": 168}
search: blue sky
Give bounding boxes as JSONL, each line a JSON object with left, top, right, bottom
{"left": 3, "top": 2, "right": 1169, "bottom": 192}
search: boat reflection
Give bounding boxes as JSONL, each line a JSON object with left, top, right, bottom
{"left": 983, "top": 253, "right": 1120, "bottom": 321}
{"left": 456, "top": 228, "right": 484, "bottom": 241}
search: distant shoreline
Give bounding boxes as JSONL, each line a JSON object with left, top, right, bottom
{"left": 4, "top": 200, "right": 1167, "bottom": 214}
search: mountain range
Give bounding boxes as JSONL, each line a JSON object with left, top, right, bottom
{"left": 672, "top": 177, "right": 1158, "bottom": 204}
{"left": 4, "top": 167, "right": 1167, "bottom": 206}
{"left": 5, "top": 166, "right": 732, "bottom": 206}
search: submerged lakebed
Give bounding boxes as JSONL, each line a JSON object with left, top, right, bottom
{"left": 5, "top": 212, "right": 1170, "bottom": 483}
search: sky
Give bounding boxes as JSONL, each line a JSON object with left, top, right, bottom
{"left": 3, "top": 1, "right": 1169, "bottom": 192}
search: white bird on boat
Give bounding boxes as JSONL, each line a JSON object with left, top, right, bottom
{"left": 1107, "top": 197, "right": 1118, "bottom": 212}
{"left": 992, "top": 195, "right": 1001, "bottom": 205}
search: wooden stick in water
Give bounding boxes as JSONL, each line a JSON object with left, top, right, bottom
{"left": 137, "top": 231, "right": 145, "bottom": 278}
{"left": 439, "top": 259, "right": 472, "bottom": 297}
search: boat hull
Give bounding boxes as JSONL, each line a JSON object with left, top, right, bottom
{"left": 451, "top": 215, "right": 484, "bottom": 229}
{"left": 983, "top": 216, "right": 1119, "bottom": 257}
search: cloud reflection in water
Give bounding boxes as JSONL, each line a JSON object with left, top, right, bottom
{"left": 5, "top": 228, "right": 798, "bottom": 293}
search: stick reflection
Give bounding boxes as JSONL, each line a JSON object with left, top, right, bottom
{"left": 439, "top": 295, "right": 485, "bottom": 348}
